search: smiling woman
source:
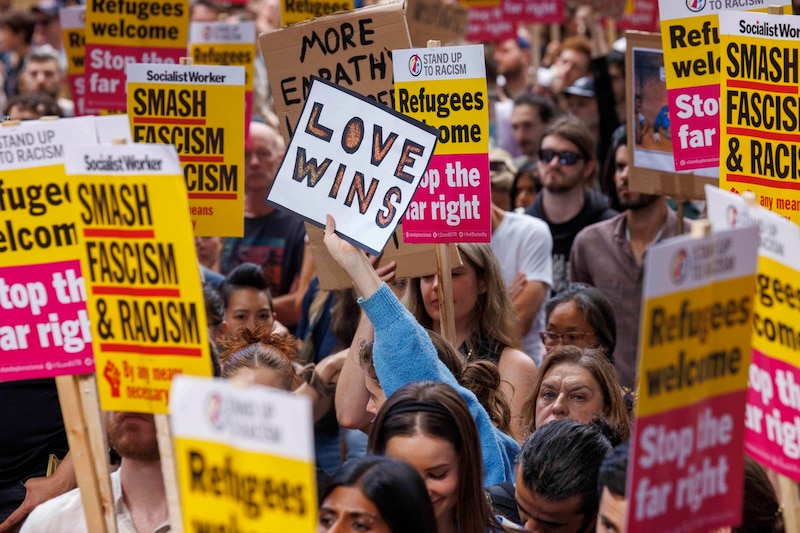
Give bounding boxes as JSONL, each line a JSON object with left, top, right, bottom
{"left": 369, "top": 382, "right": 501, "bottom": 533}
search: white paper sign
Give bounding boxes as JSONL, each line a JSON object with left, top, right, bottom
{"left": 266, "top": 77, "right": 439, "bottom": 255}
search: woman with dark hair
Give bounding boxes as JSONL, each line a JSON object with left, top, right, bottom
{"left": 522, "top": 345, "right": 630, "bottom": 442}
{"left": 220, "top": 262, "right": 276, "bottom": 334}
{"left": 541, "top": 282, "right": 617, "bottom": 362}
{"left": 511, "top": 159, "right": 542, "bottom": 212}
{"left": 370, "top": 382, "right": 501, "bottom": 533}
{"left": 318, "top": 456, "right": 437, "bottom": 533}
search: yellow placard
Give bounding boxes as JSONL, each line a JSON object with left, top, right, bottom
{"left": 86, "top": 1, "right": 189, "bottom": 48}
{"left": 127, "top": 64, "right": 245, "bottom": 237}
{"left": 67, "top": 145, "right": 211, "bottom": 414}
{"left": 189, "top": 42, "right": 255, "bottom": 90}
{"left": 395, "top": 77, "right": 489, "bottom": 156}
{"left": 753, "top": 256, "right": 800, "bottom": 367}
{"left": 175, "top": 438, "right": 317, "bottom": 532}
{"left": 719, "top": 10, "right": 800, "bottom": 222}
{"left": 637, "top": 276, "right": 754, "bottom": 418}
{"left": 661, "top": 14, "right": 719, "bottom": 90}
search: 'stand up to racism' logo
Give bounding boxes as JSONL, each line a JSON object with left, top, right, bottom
{"left": 671, "top": 248, "right": 690, "bottom": 284}
{"left": 206, "top": 392, "right": 225, "bottom": 432}
{"left": 687, "top": 0, "right": 706, "bottom": 12}
{"left": 726, "top": 205, "right": 738, "bottom": 228}
{"left": 408, "top": 54, "right": 422, "bottom": 77}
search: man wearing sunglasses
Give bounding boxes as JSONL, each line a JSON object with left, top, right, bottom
{"left": 524, "top": 115, "right": 617, "bottom": 295}
{"left": 568, "top": 130, "right": 689, "bottom": 389}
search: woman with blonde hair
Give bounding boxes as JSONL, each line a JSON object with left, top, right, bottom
{"left": 405, "top": 243, "right": 537, "bottom": 441}
{"left": 522, "top": 344, "right": 630, "bottom": 441}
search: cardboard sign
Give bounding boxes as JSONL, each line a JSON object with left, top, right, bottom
{"left": 170, "top": 376, "right": 316, "bottom": 532}
{"left": 626, "top": 226, "right": 758, "bottom": 533}
{"left": 260, "top": 2, "right": 412, "bottom": 143}
{"left": 127, "top": 63, "right": 246, "bottom": 237}
{"left": 189, "top": 21, "right": 256, "bottom": 145}
{"left": 306, "top": 223, "right": 462, "bottom": 290}
{"left": 658, "top": 1, "right": 789, "bottom": 172}
{"left": 405, "top": 0, "right": 468, "bottom": 48}
{"left": 394, "top": 44, "right": 491, "bottom": 243}
{"left": 706, "top": 186, "right": 800, "bottom": 482}
{"left": 281, "top": 0, "right": 354, "bottom": 27}
{"left": 84, "top": 0, "right": 190, "bottom": 111}
{"left": 719, "top": 11, "right": 800, "bottom": 223}
{"left": 266, "top": 77, "right": 438, "bottom": 255}
{"left": 65, "top": 144, "right": 212, "bottom": 414}
{"left": 0, "top": 119, "right": 99, "bottom": 381}
{"left": 625, "top": 31, "right": 715, "bottom": 198}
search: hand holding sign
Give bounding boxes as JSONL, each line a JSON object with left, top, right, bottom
{"left": 323, "top": 214, "right": 384, "bottom": 301}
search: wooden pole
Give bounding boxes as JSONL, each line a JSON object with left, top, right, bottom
{"left": 155, "top": 415, "right": 184, "bottom": 533}
{"left": 56, "top": 375, "right": 117, "bottom": 533}
{"left": 426, "top": 38, "right": 457, "bottom": 347}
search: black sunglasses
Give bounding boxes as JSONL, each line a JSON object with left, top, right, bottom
{"left": 538, "top": 149, "right": 582, "bottom": 166}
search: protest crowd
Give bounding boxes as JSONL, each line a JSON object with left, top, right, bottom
{"left": 1, "top": 0, "right": 799, "bottom": 532}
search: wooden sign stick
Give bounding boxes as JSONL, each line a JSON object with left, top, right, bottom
{"left": 55, "top": 375, "right": 117, "bottom": 533}
{"left": 425, "top": 39, "right": 457, "bottom": 347}
{"left": 155, "top": 414, "right": 184, "bottom": 533}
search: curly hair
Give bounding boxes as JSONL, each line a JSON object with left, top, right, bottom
{"left": 218, "top": 323, "right": 300, "bottom": 390}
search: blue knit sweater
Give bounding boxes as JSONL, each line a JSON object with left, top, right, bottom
{"left": 360, "top": 283, "right": 520, "bottom": 485}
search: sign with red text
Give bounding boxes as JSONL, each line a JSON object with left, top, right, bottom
{"left": 719, "top": 11, "right": 800, "bottom": 223}
{"left": 706, "top": 185, "right": 800, "bottom": 482}
{"left": 84, "top": 0, "right": 190, "bottom": 111}
{"left": 394, "top": 45, "right": 490, "bottom": 243}
{"left": 266, "top": 77, "right": 438, "bottom": 256}
{"left": 189, "top": 21, "right": 255, "bottom": 144}
{"left": 127, "top": 63, "right": 245, "bottom": 237}
{"left": 170, "top": 376, "right": 316, "bottom": 532}
{"left": 0, "top": 118, "right": 98, "bottom": 381}
{"left": 627, "top": 226, "right": 758, "bottom": 532}
{"left": 60, "top": 6, "right": 92, "bottom": 116}
{"left": 65, "top": 144, "right": 212, "bottom": 414}
{"left": 659, "top": 0, "right": 789, "bottom": 172}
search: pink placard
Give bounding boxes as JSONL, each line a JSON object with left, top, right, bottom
{"left": 627, "top": 390, "right": 745, "bottom": 533}
{"left": 618, "top": 0, "right": 659, "bottom": 32}
{"left": 504, "top": 0, "right": 563, "bottom": 25}
{"left": 465, "top": 6, "right": 516, "bottom": 43}
{"left": 84, "top": 44, "right": 184, "bottom": 111}
{"left": 402, "top": 152, "right": 491, "bottom": 243}
{"left": 668, "top": 84, "right": 720, "bottom": 171}
{"left": 0, "top": 261, "right": 94, "bottom": 381}
{"left": 745, "top": 349, "right": 800, "bottom": 481}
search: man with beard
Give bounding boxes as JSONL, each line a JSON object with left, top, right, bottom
{"left": 524, "top": 115, "right": 617, "bottom": 295}
{"left": 22, "top": 412, "right": 169, "bottom": 532}
{"left": 568, "top": 130, "right": 689, "bottom": 389}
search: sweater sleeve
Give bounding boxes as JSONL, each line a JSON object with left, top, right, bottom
{"left": 359, "top": 283, "right": 519, "bottom": 484}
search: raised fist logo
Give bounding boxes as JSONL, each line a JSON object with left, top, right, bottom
{"left": 104, "top": 361, "right": 121, "bottom": 398}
